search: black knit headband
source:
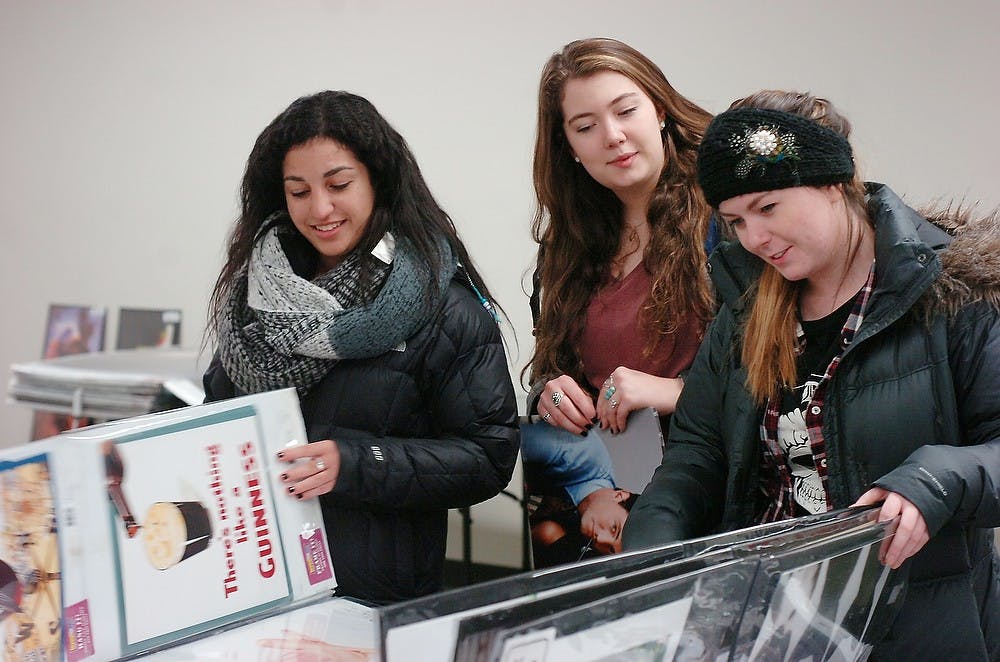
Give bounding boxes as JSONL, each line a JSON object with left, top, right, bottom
{"left": 697, "top": 107, "right": 855, "bottom": 208}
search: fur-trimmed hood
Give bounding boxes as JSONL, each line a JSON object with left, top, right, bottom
{"left": 923, "top": 204, "right": 1000, "bottom": 317}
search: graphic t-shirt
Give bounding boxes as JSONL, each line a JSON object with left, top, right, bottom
{"left": 776, "top": 297, "right": 853, "bottom": 515}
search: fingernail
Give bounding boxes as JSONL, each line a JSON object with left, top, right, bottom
{"left": 591, "top": 417, "right": 599, "bottom": 424}
{"left": 276, "top": 451, "right": 285, "bottom": 459}
{"left": 579, "top": 431, "right": 588, "bottom": 437}
{"left": 280, "top": 473, "right": 288, "bottom": 481}
{"left": 296, "top": 493, "right": 303, "bottom": 500}
{"left": 287, "top": 486, "right": 295, "bottom": 494}
{"left": 585, "top": 423, "right": 593, "bottom": 430}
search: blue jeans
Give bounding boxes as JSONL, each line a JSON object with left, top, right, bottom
{"left": 520, "top": 421, "right": 616, "bottom": 505}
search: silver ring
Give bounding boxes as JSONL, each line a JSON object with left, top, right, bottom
{"left": 542, "top": 412, "right": 551, "bottom": 422}
{"left": 552, "top": 391, "right": 564, "bottom": 408}
{"left": 610, "top": 399, "right": 620, "bottom": 409}
{"left": 603, "top": 375, "right": 614, "bottom": 388}
{"left": 315, "top": 459, "right": 326, "bottom": 472}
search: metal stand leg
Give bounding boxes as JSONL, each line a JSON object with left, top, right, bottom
{"left": 459, "top": 506, "right": 473, "bottom": 585}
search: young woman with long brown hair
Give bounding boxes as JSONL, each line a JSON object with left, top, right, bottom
{"left": 203, "top": 91, "right": 519, "bottom": 604}
{"left": 522, "top": 38, "right": 715, "bottom": 558}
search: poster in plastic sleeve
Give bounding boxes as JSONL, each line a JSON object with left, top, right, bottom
{"left": 521, "top": 408, "right": 664, "bottom": 569}
{"left": 0, "top": 445, "right": 62, "bottom": 662}
{"left": 441, "top": 511, "right": 876, "bottom": 662}
{"left": 55, "top": 388, "right": 335, "bottom": 658}
{"left": 378, "top": 507, "right": 891, "bottom": 662}
{"left": 453, "top": 551, "right": 752, "bottom": 662}
{"left": 497, "top": 600, "right": 687, "bottom": 662}
{"left": 379, "top": 540, "right": 691, "bottom": 662}
{"left": 491, "top": 558, "right": 756, "bottom": 662}
{"left": 142, "top": 596, "right": 376, "bottom": 661}
{"left": 732, "top": 516, "right": 904, "bottom": 662}
{"left": 105, "top": 405, "right": 292, "bottom": 649}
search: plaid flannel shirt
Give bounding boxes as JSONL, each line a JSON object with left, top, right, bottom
{"left": 758, "top": 262, "right": 876, "bottom": 523}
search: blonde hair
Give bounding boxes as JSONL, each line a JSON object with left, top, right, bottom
{"left": 728, "top": 91, "right": 870, "bottom": 403}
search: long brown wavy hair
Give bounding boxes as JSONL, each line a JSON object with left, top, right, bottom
{"left": 525, "top": 38, "right": 714, "bottom": 388}
{"left": 728, "top": 91, "right": 871, "bottom": 403}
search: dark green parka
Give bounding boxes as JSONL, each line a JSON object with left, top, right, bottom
{"left": 624, "top": 184, "right": 1000, "bottom": 660}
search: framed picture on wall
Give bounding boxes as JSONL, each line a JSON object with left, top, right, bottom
{"left": 116, "top": 307, "right": 182, "bottom": 350}
{"left": 32, "top": 303, "right": 107, "bottom": 440}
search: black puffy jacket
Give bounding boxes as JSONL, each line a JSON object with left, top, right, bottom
{"left": 624, "top": 185, "right": 1000, "bottom": 659}
{"left": 205, "top": 279, "right": 519, "bottom": 604}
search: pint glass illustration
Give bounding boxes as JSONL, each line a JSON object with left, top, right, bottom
{"left": 103, "top": 441, "right": 213, "bottom": 569}
{"left": 142, "top": 501, "right": 212, "bottom": 570}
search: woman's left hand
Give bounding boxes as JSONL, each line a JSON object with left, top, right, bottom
{"left": 852, "top": 487, "right": 930, "bottom": 569}
{"left": 277, "top": 439, "right": 340, "bottom": 500}
{"left": 597, "top": 367, "right": 683, "bottom": 434}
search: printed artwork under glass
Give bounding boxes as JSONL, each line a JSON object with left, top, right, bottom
{"left": 522, "top": 408, "right": 664, "bottom": 568}
{"left": 0, "top": 454, "right": 62, "bottom": 661}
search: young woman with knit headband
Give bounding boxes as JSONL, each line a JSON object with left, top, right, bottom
{"left": 203, "top": 91, "right": 519, "bottom": 604}
{"left": 624, "top": 90, "right": 1000, "bottom": 659}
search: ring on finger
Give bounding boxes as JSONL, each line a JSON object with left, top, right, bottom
{"left": 602, "top": 375, "right": 614, "bottom": 388}
{"left": 315, "top": 459, "right": 326, "bottom": 472}
{"left": 604, "top": 384, "right": 616, "bottom": 400}
{"left": 541, "top": 412, "right": 552, "bottom": 422}
{"left": 610, "top": 399, "right": 620, "bottom": 409}
{"left": 551, "top": 391, "right": 563, "bottom": 408}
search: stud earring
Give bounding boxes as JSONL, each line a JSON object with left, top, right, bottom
{"left": 659, "top": 120, "right": 666, "bottom": 130}
{"left": 573, "top": 156, "right": 580, "bottom": 163}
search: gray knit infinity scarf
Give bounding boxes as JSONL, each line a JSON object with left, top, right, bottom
{"left": 218, "top": 221, "right": 456, "bottom": 395}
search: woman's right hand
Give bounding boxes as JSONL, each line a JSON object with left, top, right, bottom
{"left": 536, "top": 375, "right": 596, "bottom": 435}
{"left": 277, "top": 440, "right": 341, "bottom": 500}
{"left": 597, "top": 368, "right": 683, "bottom": 434}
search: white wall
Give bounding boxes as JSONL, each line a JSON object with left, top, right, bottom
{"left": 2, "top": 0, "right": 998, "bottom": 568}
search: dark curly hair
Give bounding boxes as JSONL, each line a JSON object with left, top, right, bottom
{"left": 208, "top": 90, "right": 499, "bottom": 340}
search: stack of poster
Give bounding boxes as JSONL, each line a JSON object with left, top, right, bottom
{"left": 7, "top": 347, "right": 206, "bottom": 421}
{"left": 0, "top": 388, "right": 337, "bottom": 660}
{"left": 492, "top": 515, "right": 901, "bottom": 662}
{"left": 378, "top": 507, "right": 906, "bottom": 662}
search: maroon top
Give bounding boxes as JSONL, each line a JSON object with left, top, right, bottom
{"left": 579, "top": 264, "right": 703, "bottom": 391}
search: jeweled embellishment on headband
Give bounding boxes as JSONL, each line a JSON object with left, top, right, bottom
{"left": 730, "top": 125, "right": 799, "bottom": 178}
